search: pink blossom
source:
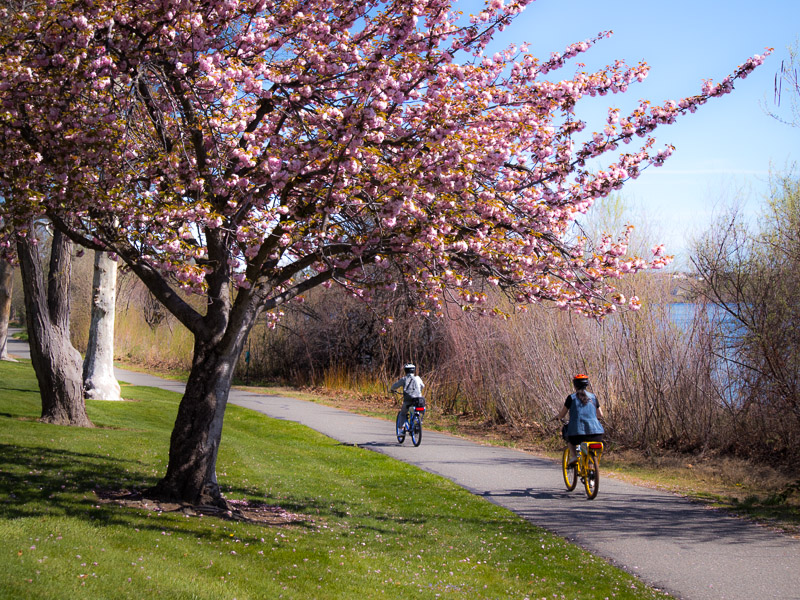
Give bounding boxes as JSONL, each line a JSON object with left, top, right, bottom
{"left": 0, "top": 0, "right": 766, "bottom": 345}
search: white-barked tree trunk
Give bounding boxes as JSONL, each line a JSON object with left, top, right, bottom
{"left": 83, "top": 250, "right": 121, "bottom": 401}
{"left": 0, "top": 259, "right": 13, "bottom": 361}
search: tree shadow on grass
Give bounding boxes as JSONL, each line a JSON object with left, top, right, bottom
{"left": 0, "top": 442, "right": 307, "bottom": 538}
{"left": 0, "top": 387, "right": 39, "bottom": 397}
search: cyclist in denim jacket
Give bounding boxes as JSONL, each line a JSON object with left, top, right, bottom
{"left": 391, "top": 363, "right": 425, "bottom": 427}
{"left": 553, "top": 374, "right": 604, "bottom": 465}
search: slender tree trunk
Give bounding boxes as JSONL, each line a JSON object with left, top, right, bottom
{"left": 83, "top": 250, "right": 121, "bottom": 400}
{"left": 148, "top": 335, "right": 245, "bottom": 507}
{"left": 0, "top": 259, "right": 13, "bottom": 361}
{"left": 17, "top": 228, "right": 91, "bottom": 427}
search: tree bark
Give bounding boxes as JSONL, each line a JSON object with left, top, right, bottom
{"left": 143, "top": 229, "right": 263, "bottom": 507}
{"left": 83, "top": 250, "right": 121, "bottom": 400}
{"left": 0, "top": 259, "right": 13, "bottom": 361}
{"left": 17, "top": 228, "right": 91, "bottom": 427}
{"left": 148, "top": 335, "right": 244, "bottom": 507}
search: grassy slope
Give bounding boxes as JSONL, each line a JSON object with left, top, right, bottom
{"left": 0, "top": 360, "right": 669, "bottom": 600}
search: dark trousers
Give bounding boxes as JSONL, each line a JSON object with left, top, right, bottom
{"left": 567, "top": 433, "right": 604, "bottom": 445}
{"left": 398, "top": 397, "right": 424, "bottom": 425}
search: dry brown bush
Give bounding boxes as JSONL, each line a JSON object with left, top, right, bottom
{"left": 236, "top": 285, "right": 445, "bottom": 389}
{"left": 432, "top": 274, "right": 727, "bottom": 453}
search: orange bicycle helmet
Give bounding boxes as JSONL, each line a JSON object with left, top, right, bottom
{"left": 572, "top": 374, "right": 589, "bottom": 388}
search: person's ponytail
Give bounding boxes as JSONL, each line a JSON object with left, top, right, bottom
{"left": 576, "top": 388, "right": 590, "bottom": 405}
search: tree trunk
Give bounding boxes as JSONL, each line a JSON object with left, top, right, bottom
{"left": 83, "top": 250, "right": 121, "bottom": 400}
{"left": 0, "top": 259, "right": 13, "bottom": 361}
{"left": 148, "top": 335, "right": 243, "bottom": 507}
{"left": 17, "top": 228, "right": 91, "bottom": 427}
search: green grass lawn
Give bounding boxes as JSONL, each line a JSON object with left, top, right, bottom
{"left": 0, "top": 360, "right": 670, "bottom": 600}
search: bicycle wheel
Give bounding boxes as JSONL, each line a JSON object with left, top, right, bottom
{"left": 583, "top": 454, "right": 599, "bottom": 499}
{"left": 410, "top": 413, "right": 422, "bottom": 447}
{"left": 562, "top": 447, "right": 577, "bottom": 491}
{"left": 396, "top": 411, "right": 406, "bottom": 444}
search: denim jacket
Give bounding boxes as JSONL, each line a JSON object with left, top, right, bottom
{"left": 566, "top": 392, "right": 604, "bottom": 436}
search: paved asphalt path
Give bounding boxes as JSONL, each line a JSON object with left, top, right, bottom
{"left": 6, "top": 332, "right": 800, "bottom": 600}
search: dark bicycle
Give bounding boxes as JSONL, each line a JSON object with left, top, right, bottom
{"left": 393, "top": 395, "right": 424, "bottom": 447}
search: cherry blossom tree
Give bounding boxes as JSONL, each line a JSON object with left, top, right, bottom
{"left": 0, "top": 0, "right": 769, "bottom": 505}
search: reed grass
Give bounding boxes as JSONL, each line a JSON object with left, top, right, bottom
{"left": 322, "top": 364, "right": 389, "bottom": 396}
{"left": 112, "top": 307, "right": 194, "bottom": 372}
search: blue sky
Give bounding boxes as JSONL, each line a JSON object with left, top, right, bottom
{"left": 457, "top": 0, "right": 799, "bottom": 262}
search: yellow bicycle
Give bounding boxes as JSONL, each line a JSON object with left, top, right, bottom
{"left": 562, "top": 435, "right": 603, "bottom": 500}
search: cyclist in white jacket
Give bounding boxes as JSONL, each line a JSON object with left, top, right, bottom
{"left": 391, "top": 363, "right": 425, "bottom": 427}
